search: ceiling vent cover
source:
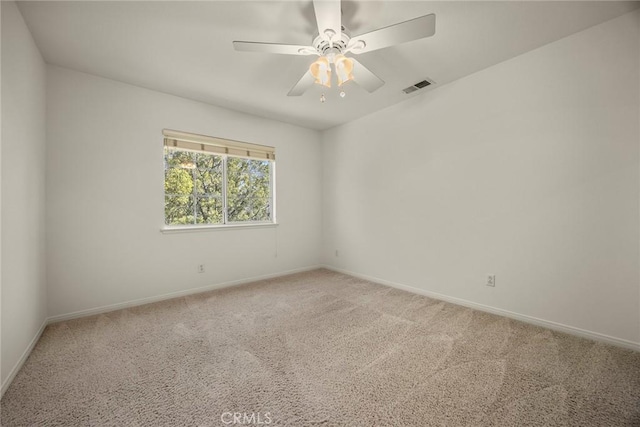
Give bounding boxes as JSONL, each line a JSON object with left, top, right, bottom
{"left": 403, "top": 79, "right": 433, "bottom": 94}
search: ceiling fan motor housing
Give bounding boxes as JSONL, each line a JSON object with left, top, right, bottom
{"left": 313, "top": 27, "right": 351, "bottom": 55}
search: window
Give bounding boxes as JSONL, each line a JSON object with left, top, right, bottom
{"left": 163, "top": 130, "right": 275, "bottom": 227}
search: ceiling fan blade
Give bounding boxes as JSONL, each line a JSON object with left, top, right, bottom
{"left": 313, "top": 0, "right": 341, "bottom": 41}
{"left": 287, "top": 70, "right": 315, "bottom": 96}
{"left": 351, "top": 58, "right": 384, "bottom": 93}
{"left": 348, "top": 14, "right": 435, "bottom": 54}
{"left": 233, "top": 41, "right": 316, "bottom": 56}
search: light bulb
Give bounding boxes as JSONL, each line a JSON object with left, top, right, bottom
{"left": 320, "top": 93, "right": 326, "bottom": 103}
{"left": 340, "top": 91, "right": 346, "bottom": 98}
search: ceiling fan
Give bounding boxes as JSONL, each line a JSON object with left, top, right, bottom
{"left": 233, "top": 0, "right": 436, "bottom": 99}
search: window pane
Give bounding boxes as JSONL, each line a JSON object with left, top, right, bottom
{"left": 195, "top": 152, "right": 222, "bottom": 170}
{"left": 196, "top": 196, "right": 223, "bottom": 224}
{"left": 165, "top": 168, "right": 194, "bottom": 195}
{"left": 165, "top": 195, "right": 194, "bottom": 225}
{"left": 164, "top": 148, "right": 195, "bottom": 170}
{"left": 227, "top": 157, "right": 271, "bottom": 222}
{"left": 194, "top": 167, "right": 222, "bottom": 195}
{"left": 227, "top": 196, "right": 249, "bottom": 222}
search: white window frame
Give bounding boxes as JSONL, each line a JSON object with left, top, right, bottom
{"left": 161, "top": 130, "right": 277, "bottom": 233}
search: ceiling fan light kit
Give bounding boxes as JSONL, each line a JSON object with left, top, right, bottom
{"left": 310, "top": 53, "right": 354, "bottom": 86}
{"left": 233, "top": 0, "right": 436, "bottom": 100}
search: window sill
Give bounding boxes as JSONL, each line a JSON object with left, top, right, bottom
{"left": 160, "top": 222, "right": 278, "bottom": 234}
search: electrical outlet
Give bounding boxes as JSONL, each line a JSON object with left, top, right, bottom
{"left": 486, "top": 275, "right": 495, "bottom": 287}
{"left": 335, "top": 250, "right": 339, "bottom": 257}
{"left": 198, "top": 264, "right": 205, "bottom": 274}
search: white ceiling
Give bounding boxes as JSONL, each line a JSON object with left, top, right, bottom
{"left": 17, "top": 1, "right": 639, "bottom": 130}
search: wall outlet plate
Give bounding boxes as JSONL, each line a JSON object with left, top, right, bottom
{"left": 487, "top": 275, "right": 496, "bottom": 287}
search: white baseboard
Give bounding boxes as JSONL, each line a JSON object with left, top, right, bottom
{"left": 47, "top": 265, "right": 322, "bottom": 324}
{"left": 321, "top": 265, "right": 640, "bottom": 352}
{"left": 1, "top": 318, "right": 47, "bottom": 398}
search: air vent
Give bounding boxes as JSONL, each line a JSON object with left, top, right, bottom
{"left": 403, "top": 79, "right": 433, "bottom": 94}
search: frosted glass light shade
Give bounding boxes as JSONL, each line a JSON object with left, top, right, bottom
{"left": 335, "top": 54, "right": 354, "bottom": 86}
{"left": 310, "top": 56, "right": 331, "bottom": 88}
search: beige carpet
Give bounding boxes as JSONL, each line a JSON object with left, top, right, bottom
{"left": 2, "top": 269, "right": 639, "bottom": 426}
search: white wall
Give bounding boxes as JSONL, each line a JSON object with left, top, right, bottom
{"left": 46, "top": 66, "right": 322, "bottom": 318}
{"left": 322, "top": 11, "right": 640, "bottom": 345}
{"left": 1, "top": 1, "right": 47, "bottom": 388}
